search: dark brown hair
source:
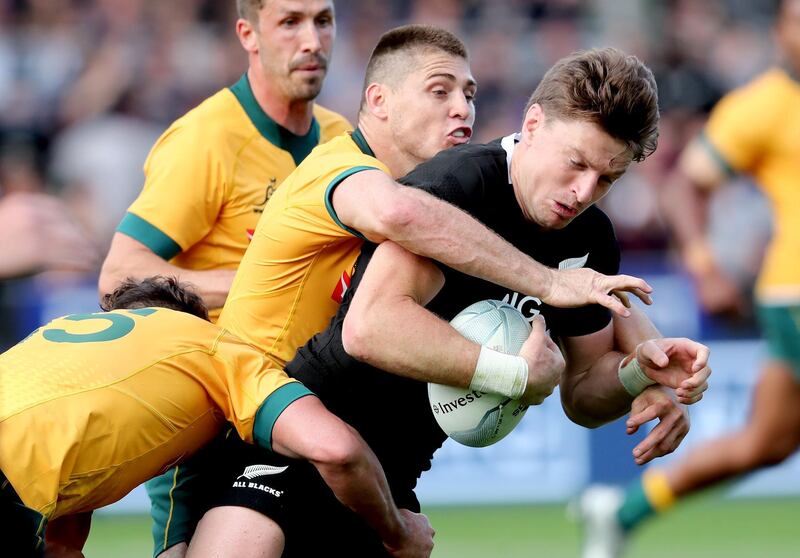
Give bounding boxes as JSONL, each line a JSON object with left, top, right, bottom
{"left": 524, "top": 48, "right": 659, "bottom": 162}
{"left": 360, "top": 24, "right": 468, "bottom": 112}
{"left": 101, "top": 276, "right": 209, "bottom": 321}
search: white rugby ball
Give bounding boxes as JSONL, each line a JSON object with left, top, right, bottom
{"left": 428, "top": 300, "right": 531, "bottom": 447}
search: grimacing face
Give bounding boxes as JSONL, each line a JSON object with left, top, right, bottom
{"left": 385, "top": 50, "right": 477, "bottom": 167}
{"left": 512, "top": 104, "right": 633, "bottom": 230}
{"left": 253, "top": 0, "right": 335, "bottom": 102}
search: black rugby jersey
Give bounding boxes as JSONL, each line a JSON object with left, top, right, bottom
{"left": 286, "top": 134, "right": 621, "bottom": 509}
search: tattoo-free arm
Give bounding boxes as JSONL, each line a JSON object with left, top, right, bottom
{"left": 99, "top": 232, "right": 235, "bottom": 309}
{"left": 333, "top": 171, "right": 652, "bottom": 316}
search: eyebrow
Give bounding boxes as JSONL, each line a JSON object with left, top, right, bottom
{"left": 425, "top": 73, "right": 478, "bottom": 88}
{"left": 569, "top": 147, "right": 628, "bottom": 175}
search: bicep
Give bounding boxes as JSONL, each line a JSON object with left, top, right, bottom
{"left": 561, "top": 322, "right": 615, "bottom": 379}
{"left": 350, "top": 241, "right": 445, "bottom": 315}
{"left": 330, "top": 169, "right": 404, "bottom": 242}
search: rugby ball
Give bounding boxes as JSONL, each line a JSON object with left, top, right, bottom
{"left": 428, "top": 300, "right": 531, "bottom": 447}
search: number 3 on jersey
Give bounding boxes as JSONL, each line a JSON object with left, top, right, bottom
{"left": 42, "top": 308, "right": 157, "bottom": 343}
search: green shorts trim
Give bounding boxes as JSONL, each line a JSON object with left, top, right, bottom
{"left": 756, "top": 303, "right": 800, "bottom": 381}
{"left": 145, "top": 464, "right": 204, "bottom": 557}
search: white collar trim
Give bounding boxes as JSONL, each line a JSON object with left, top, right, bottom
{"left": 500, "top": 133, "right": 520, "bottom": 184}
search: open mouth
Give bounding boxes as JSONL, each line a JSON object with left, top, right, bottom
{"left": 448, "top": 127, "right": 473, "bottom": 144}
{"left": 554, "top": 201, "right": 578, "bottom": 218}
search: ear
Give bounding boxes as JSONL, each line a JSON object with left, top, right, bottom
{"left": 363, "top": 82, "right": 390, "bottom": 120}
{"left": 236, "top": 18, "right": 258, "bottom": 54}
{"left": 520, "top": 103, "right": 545, "bottom": 144}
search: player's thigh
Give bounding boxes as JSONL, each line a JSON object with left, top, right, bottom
{"left": 199, "top": 435, "right": 391, "bottom": 557}
{"left": 187, "top": 506, "right": 285, "bottom": 558}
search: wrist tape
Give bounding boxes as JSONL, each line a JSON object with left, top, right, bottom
{"left": 617, "top": 351, "right": 655, "bottom": 396}
{"left": 470, "top": 346, "right": 529, "bottom": 400}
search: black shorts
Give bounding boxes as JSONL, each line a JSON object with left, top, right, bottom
{"left": 202, "top": 434, "right": 392, "bottom": 557}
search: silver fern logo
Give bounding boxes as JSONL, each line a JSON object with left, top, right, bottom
{"left": 558, "top": 253, "right": 589, "bottom": 270}
{"left": 237, "top": 464, "right": 289, "bottom": 480}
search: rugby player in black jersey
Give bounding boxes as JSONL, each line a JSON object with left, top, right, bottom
{"left": 189, "top": 48, "right": 712, "bottom": 557}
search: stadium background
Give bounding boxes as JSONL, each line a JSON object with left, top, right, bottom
{"left": 0, "top": 0, "right": 796, "bottom": 556}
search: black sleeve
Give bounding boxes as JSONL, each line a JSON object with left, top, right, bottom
{"left": 548, "top": 208, "right": 620, "bottom": 338}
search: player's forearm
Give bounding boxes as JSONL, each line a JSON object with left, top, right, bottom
{"left": 560, "top": 351, "right": 633, "bottom": 427}
{"left": 385, "top": 187, "right": 554, "bottom": 297}
{"left": 343, "top": 294, "right": 480, "bottom": 387}
{"left": 99, "top": 234, "right": 234, "bottom": 308}
{"left": 661, "top": 171, "right": 715, "bottom": 276}
{"left": 613, "top": 305, "right": 661, "bottom": 354}
{"left": 310, "top": 432, "right": 408, "bottom": 549}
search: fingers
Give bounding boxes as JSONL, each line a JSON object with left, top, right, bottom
{"left": 626, "top": 402, "right": 661, "bottom": 435}
{"left": 598, "top": 293, "right": 632, "bottom": 318}
{"left": 603, "top": 275, "right": 653, "bottom": 304}
{"left": 676, "top": 366, "right": 711, "bottom": 403}
{"left": 636, "top": 340, "right": 669, "bottom": 369}
{"left": 612, "top": 290, "right": 631, "bottom": 309}
{"left": 691, "top": 343, "right": 711, "bottom": 372}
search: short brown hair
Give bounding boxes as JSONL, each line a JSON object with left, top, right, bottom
{"left": 236, "top": 0, "right": 264, "bottom": 22}
{"left": 360, "top": 24, "right": 468, "bottom": 112}
{"left": 102, "top": 276, "right": 209, "bottom": 321}
{"left": 524, "top": 48, "right": 659, "bottom": 162}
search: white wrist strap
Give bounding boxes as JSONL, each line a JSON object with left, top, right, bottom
{"left": 617, "top": 352, "right": 655, "bottom": 396}
{"left": 470, "top": 346, "right": 529, "bottom": 400}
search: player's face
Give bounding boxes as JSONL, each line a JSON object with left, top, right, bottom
{"left": 777, "top": 0, "right": 800, "bottom": 70}
{"left": 386, "top": 51, "right": 476, "bottom": 167}
{"left": 253, "top": 0, "right": 335, "bottom": 102}
{"left": 512, "top": 105, "right": 632, "bottom": 230}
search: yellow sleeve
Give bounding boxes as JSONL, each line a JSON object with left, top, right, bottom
{"left": 207, "top": 332, "right": 313, "bottom": 450}
{"left": 119, "top": 121, "right": 227, "bottom": 259}
{"left": 703, "top": 75, "right": 779, "bottom": 175}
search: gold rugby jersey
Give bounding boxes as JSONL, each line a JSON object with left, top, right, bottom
{"left": 702, "top": 68, "right": 800, "bottom": 302}
{"left": 117, "top": 74, "right": 351, "bottom": 320}
{"left": 219, "top": 129, "right": 388, "bottom": 366}
{"left": 0, "top": 308, "right": 309, "bottom": 519}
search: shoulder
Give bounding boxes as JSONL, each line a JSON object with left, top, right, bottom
{"left": 403, "top": 141, "right": 507, "bottom": 186}
{"left": 154, "top": 88, "right": 247, "bottom": 152}
{"left": 313, "top": 103, "right": 353, "bottom": 133}
{"left": 715, "top": 69, "right": 788, "bottom": 115}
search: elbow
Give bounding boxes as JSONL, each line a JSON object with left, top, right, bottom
{"left": 373, "top": 189, "right": 419, "bottom": 239}
{"left": 308, "top": 425, "right": 364, "bottom": 476}
{"left": 341, "top": 311, "right": 378, "bottom": 363}
{"left": 560, "top": 391, "right": 611, "bottom": 429}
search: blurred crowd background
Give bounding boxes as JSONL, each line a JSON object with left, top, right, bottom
{"left": 0, "top": 0, "right": 779, "bottom": 348}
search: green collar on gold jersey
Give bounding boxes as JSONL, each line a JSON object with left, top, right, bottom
{"left": 350, "top": 128, "right": 375, "bottom": 157}
{"left": 230, "top": 73, "right": 321, "bottom": 165}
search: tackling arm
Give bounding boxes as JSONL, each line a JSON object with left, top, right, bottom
{"left": 269, "top": 395, "right": 434, "bottom": 558}
{"left": 333, "top": 171, "right": 652, "bottom": 317}
{"left": 98, "top": 233, "right": 235, "bottom": 309}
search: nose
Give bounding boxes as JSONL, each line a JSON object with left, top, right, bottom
{"left": 573, "top": 173, "right": 599, "bottom": 205}
{"left": 450, "top": 91, "right": 473, "bottom": 123}
{"left": 299, "top": 21, "right": 322, "bottom": 53}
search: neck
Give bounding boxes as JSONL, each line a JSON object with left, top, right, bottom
{"left": 247, "top": 67, "right": 315, "bottom": 135}
{"left": 358, "top": 117, "right": 419, "bottom": 179}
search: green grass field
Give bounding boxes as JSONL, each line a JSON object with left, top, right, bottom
{"left": 84, "top": 497, "right": 798, "bottom": 557}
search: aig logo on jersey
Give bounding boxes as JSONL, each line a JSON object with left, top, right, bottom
{"left": 502, "top": 253, "right": 590, "bottom": 322}
{"left": 232, "top": 464, "right": 288, "bottom": 498}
